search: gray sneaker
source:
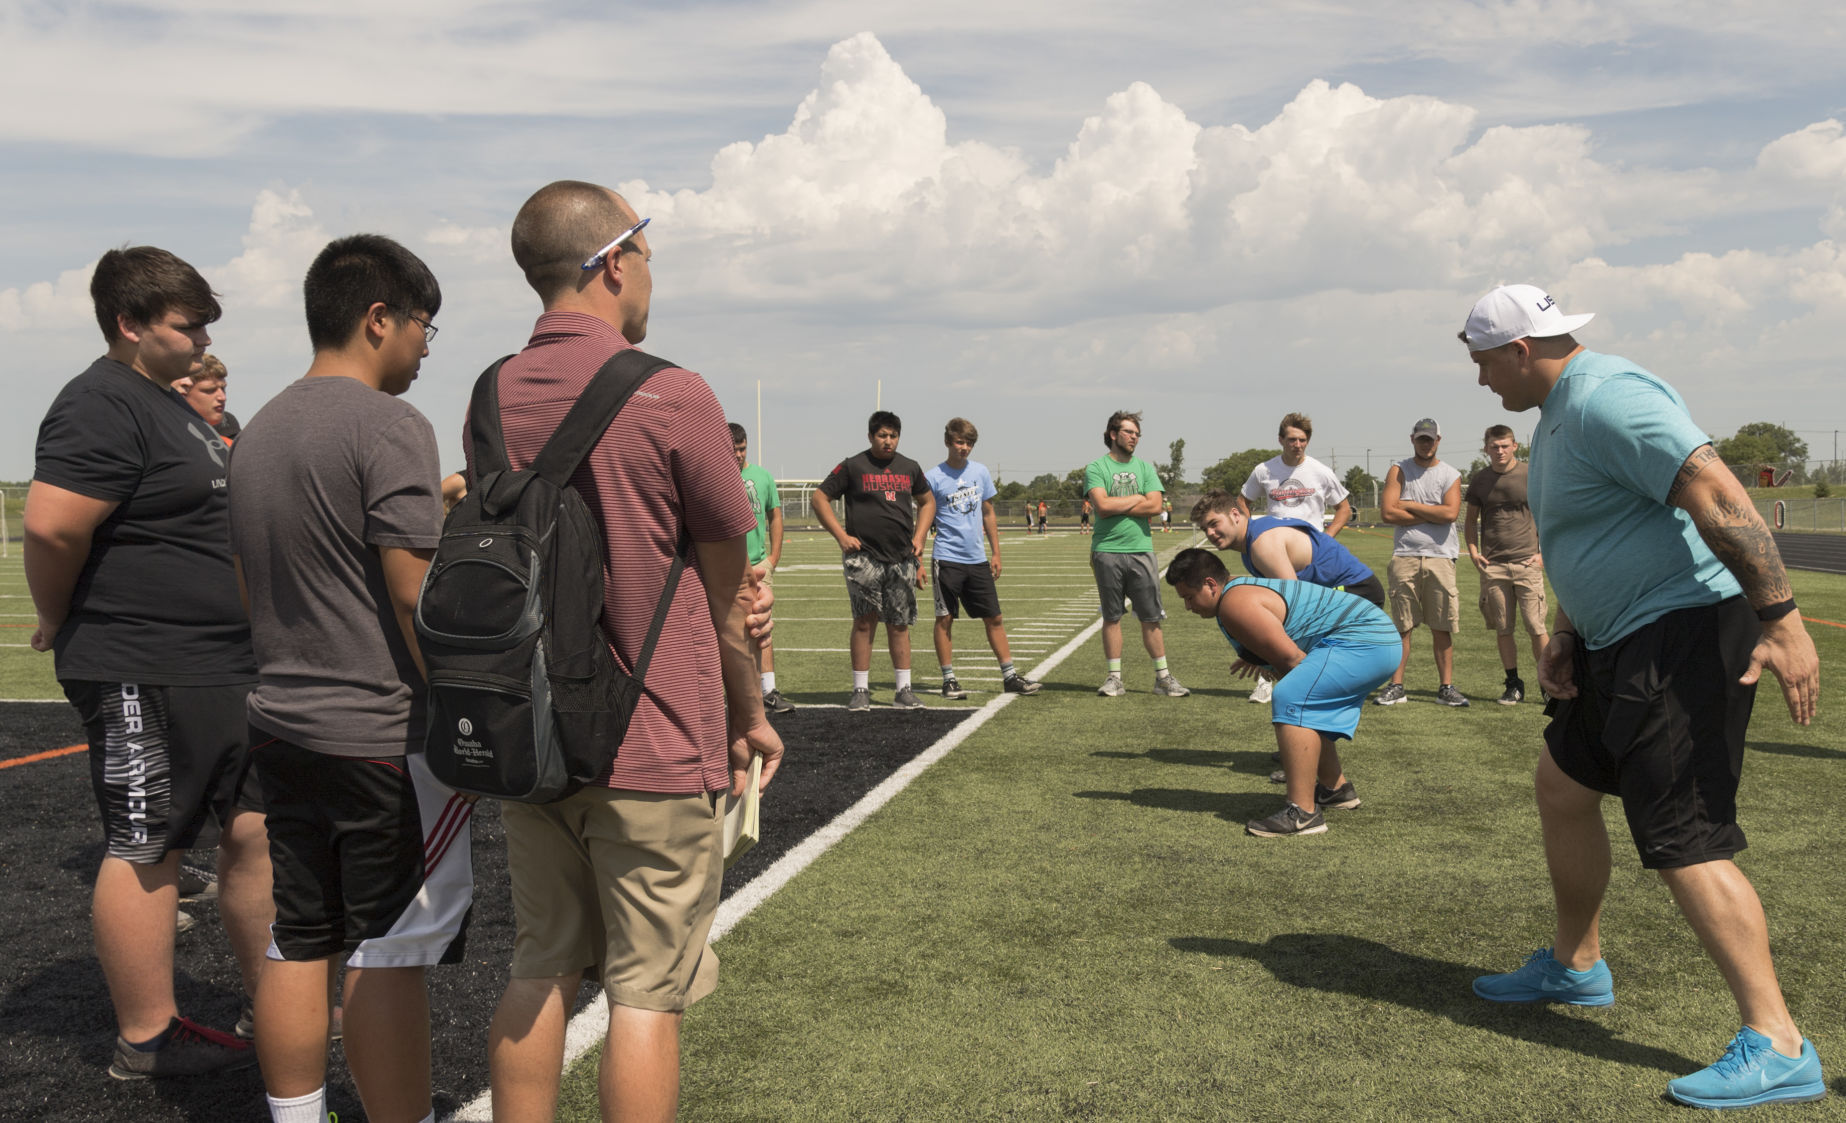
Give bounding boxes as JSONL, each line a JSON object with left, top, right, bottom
{"left": 175, "top": 909, "right": 196, "bottom": 935}
{"left": 1097, "top": 673, "right": 1126, "bottom": 697}
{"left": 1002, "top": 674, "right": 1042, "bottom": 695}
{"left": 1315, "top": 780, "right": 1363, "bottom": 810}
{"left": 1245, "top": 802, "right": 1327, "bottom": 838}
{"left": 892, "top": 686, "right": 926, "bottom": 710}
{"left": 940, "top": 677, "right": 968, "bottom": 700}
{"left": 177, "top": 863, "right": 218, "bottom": 904}
{"left": 1153, "top": 672, "right": 1190, "bottom": 697}
{"left": 762, "top": 689, "right": 796, "bottom": 714}
{"left": 109, "top": 1017, "right": 257, "bottom": 1081}
{"left": 847, "top": 688, "right": 872, "bottom": 712}
{"left": 1373, "top": 682, "right": 1408, "bottom": 705}
{"left": 1436, "top": 684, "right": 1471, "bottom": 707}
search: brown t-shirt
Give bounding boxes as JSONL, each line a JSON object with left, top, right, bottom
{"left": 1465, "top": 460, "right": 1539, "bottom": 562}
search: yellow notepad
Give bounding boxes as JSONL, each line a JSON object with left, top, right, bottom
{"left": 722, "top": 753, "right": 762, "bottom": 869}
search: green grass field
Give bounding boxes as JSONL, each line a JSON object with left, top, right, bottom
{"left": 0, "top": 550, "right": 58, "bottom": 700}
{"left": 554, "top": 526, "right": 1846, "bottom": 1121}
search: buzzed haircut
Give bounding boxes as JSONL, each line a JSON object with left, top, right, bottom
{"left": 869, "top": 410, "right": 901, "bottom": 437}
{"left": 944, "top": 417, "right": 978, "bottom": 445}
{"left": 90, "top": 245, "right": 222, "bottom": 343}
{"left": 1189, "top": 489, "right": 1239, "bottom": 523}
{"left": 728, "top": 422, "right": 748, "bottom": 444}
{"left": 198, "top": 354, "right": 227, "bottom": 380}
{"left": 1103, "top": 410, "right": 1143, "bottom": 449}
{"left": 511, "top": 180, "right": 632, "bottom": 301}
{"left": 302, "top": 234, "right": 441, "bottom": 352}
{"left": 1280, "top": 412, "right": 1313, "bottom": 440}
{"left": 1165, "top": 547, "right": 1229, "bottom": 589}
{"left": 1484, "top": 423, "right": 1516, "bottom": 442}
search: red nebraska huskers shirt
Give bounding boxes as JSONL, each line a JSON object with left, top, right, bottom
{"left": 470, "top": 312, "right": 756, "bottom": 793}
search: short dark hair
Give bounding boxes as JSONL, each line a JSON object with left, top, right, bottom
{"left": 728, "top": 422, "right": 748, "bottom": 444}
{"left": 1103, "top": 410, "right": 1143, "bottom": 449}
{"left": 511, "top": 180, "right": 632, "bottom": 301}
{"left": 302, "top": 234, "right": 441, "bottom": 352}
{"left": 869, "top": 411, "right": 901, "bottom": 437}
{"left": 90, "top": 246, "right": 221, "bottom": 343}
{"left": 944, "top": 417, "right": 978, "bottom": 445}
{"left": 1189, "top": 489, "right": 1239, "bottom": 523}
{"left": 1484, "top": 424, "right": 1516, "bottom": 442}
{"left": 1165, "top": 548, "right": 1228, "bottom": 589}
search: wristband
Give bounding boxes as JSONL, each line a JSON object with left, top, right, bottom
{"left": 1755, "top": 599, "right": 1798, "bottom": 623}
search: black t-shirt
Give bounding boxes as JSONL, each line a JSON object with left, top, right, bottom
{"left": 215, "top": 410, "right": 242, "bottom": 440}
{"left": 818, "top": 449, "right": 929, "bottom": 562}
{"left": 33, "top": 357, "right": 255, "bottom": 685}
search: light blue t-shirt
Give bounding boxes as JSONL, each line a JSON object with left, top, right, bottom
{"left": 926, "top": 459, "right": 996, "bottom": 565}
{"left": 1529, "top": 350, "right": 1741, "bottom": 649}
{"left": 1215, "top": 576, "right": 1399, "bottom": 665}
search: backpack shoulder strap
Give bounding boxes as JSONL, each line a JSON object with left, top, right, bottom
{"left": 530, "top": 348, "right": 677, "bottom": 487}
{"left": 467, "top": 356, "right": 517, "bottom": 478}
{"left": 629, "top": 531, "right": 692, "bottom": 685}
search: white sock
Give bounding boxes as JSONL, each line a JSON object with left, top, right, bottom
{"left": 761, "top": 671, "right": 776, "bottom": 693}
{"left": 267, "top": 1087, "right": 327, "bottom": 1123}
{"left": 852, "top": 669, "right": 870, "bottom": 691}
{"left": 894, "top": 668, "right": 912, "bottom": 691}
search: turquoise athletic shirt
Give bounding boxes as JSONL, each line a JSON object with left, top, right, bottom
{"left": 1216, "top": 576, "right": 1398, "bottom": 666}
{"left": 1527, "top": 351, "right": 1740, "bottom": 650}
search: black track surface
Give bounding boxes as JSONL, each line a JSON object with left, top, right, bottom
{"left": 0, "top": 702, "right": 970, "bottom": 1121}
{"left": 1774, "top": 531, "right": 1846, "bottom": 576}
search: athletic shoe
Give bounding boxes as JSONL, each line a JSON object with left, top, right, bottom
{"left": 847, "top": 688, "right": 872, "bottom": 712}
{"left": 892, "top": 686, "right": 926, "bottom": 710}
{"left": 1497, "top": 680, "right": 1524, "bottom": 706}
{"left": 177, "top": 863, "right": 218, "bottom": 904}
{"left": 1268, "top": 768, "right": 1286, "bottom": 784}
{"left": 1003, "top": 675, "right": 1041, "bottom": 695}
{"left": 1098, "top": 673, "right": 1126, "bottom": 697}
{"left": 1248, "top": 677, "right": 1274, "bottom": 704}
{"left": 1153, "top": 672, "right": 1190, "bottom": 697}
{"left": 1436, "top": 684, "right": 1471, "bottom": 707}
{"left": 762, "top": 689, "right": 796, "bottom": 714}
{"left": 940, "top": 677, "right": 968, "bottom": 700}
{"left": 1373, "top": 682, "right": 1408, "bottom": 705}
{"left": 234, "top": 999, "right": 254, "bottom": 1041}
{"left": 175, "top": 909, "right": 196, "bottom": 935}
{"left": 109, "top": 1016, "right": 257, "bottom": 1080}
{"left": 1315, "top": 780, "right": 1363, "bottom": 810}
{"left": 1666, "top": 1027, "right": 1825, "bottom": 1109}
{"left": 1472, "top": 948, "right": 1614, "bottom": 1006}
{"left": 1246, "top": 802, "right": 1327, "bottom": 838}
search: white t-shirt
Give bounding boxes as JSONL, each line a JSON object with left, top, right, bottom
{"left": 1240, "top": 454, "right": 1349, "bottom": 526}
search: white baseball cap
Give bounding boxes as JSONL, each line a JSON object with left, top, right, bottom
{"left": 1461, "top": 284, "right": 1595, "bottom": 350}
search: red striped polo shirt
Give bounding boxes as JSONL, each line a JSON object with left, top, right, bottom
{"left": 472, "top": 311, "right": 755, "bottom": 794}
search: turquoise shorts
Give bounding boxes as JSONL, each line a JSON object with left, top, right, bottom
{"left": 1269, "top": 636, "right": 1400, "bottom": 741}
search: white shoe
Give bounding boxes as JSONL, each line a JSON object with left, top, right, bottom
{"left": 1249, "top": 677, "right": 1274, "bottom": 704}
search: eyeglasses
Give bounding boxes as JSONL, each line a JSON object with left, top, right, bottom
{"left": 397, "top": 311, "right": 438, "bottom": 343}
{"left": 581, "top": 217, "right": 651, "bottom": 271}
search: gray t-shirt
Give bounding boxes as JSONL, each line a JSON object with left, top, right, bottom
{"left": 1391, "top": 457, "right": 1461, "bottom": 559}
{"left": 228, "top": 377, "right": 443, "bottom": 757}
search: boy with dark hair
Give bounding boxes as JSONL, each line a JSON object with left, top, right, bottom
{"left": 1166, "top": 549, "right": 1399, "bottom": 838}
{"left": 26, "top": 245, "right": 269, "bottom": 1079}
{"left": 731, "top": 422, "right": 793, "bottom": 713}
{"left": 926, "top": 418, "right": 1040, "bottom": 699}
{"left": 1085, "top": 409, "right": 1187, "bottom": 697}
{"left": 814, "top": 411, "right": 936, "bottom": 711}
{"left": 230, "top": 233, "right": 468, "bottom": 1123}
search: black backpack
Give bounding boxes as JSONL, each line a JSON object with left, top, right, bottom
{"left": 416, "top": 348, "right": 686, "bottom": 802}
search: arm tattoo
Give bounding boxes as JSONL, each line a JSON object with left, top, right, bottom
{"left": 1691, "top": 483, "right": 1795, "bottom": 608}
{"left": 1667, "top": 444, "right": 1720, "bottom": 505}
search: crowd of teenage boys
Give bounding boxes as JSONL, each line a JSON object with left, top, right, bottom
{"left": 23, "top": 187, "right": 1826, "bottom": 1119}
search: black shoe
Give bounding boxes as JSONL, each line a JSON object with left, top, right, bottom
{"left": 1314, "top": 780, "right": 1362, "bottom": 810}
{"left": 940, "top": 677, "right": 968, "bottom": 700}
{"left": 1497, "top": 679, "right": 1524, "bottom": 706}
{"left": 1245, "top": 802, "right": 1327, "bottom": 838}
{"left": 763, "top": 689, "right": 796, "bottom": 714}
{"left": 1002, "top": 674, "right": 1041, "bottom": 695}
{"left": 109, "top": 1017, "right": 257, "bottom": 1080}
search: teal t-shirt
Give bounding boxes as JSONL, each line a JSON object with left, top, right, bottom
{"left": 740, "top": 463, "right": 779, "bottom": 566}
{"left": 1528, "top": 350, "right": 1741, "bottom": 649}
{"left": 1215, "top": 577, "right": 1399, "bottom": 666}
{"left": 1085, "top": 454, "right": 1160, "bottom": 553}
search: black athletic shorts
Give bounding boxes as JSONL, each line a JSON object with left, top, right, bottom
{"left": 256, "top": 736, "right": 472, "bottom": 962}
{"left": 65, "top": 680, "right": 260, "bottom": 863}
{"left": 1544, "top": 597, "right": 1756, "bottom": 870}
{"left": 1337, "top": 574, "right": 1386, "bottom": 609}
{"left": 932, "top": 558, "right": 1001, "bottom": 620}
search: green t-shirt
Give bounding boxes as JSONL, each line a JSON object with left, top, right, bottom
{"left": 1084, "top": 454, "right": 1160, "bottom": 553}
{"left": 740, "top": 463, "right": 780, "bottom": 566}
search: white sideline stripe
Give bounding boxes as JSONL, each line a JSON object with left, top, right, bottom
{"left": 446, "top": 604, "right": 1108, "bottom": 1123}
{"left": 445, "top": 541, "right": 1199, "bottom": 1123}
{"left": 0, "top": 698, "right": 64, "bottom": 703}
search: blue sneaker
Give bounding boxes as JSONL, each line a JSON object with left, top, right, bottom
{"left": 1667, "top": 1027, "right": 1825, "bottom": 1109}
{"left": 1471, "top": 948, "right": 1614, "bottom": 1006}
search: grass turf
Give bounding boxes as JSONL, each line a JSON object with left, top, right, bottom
{"left": 557, "top": 526, "right": 1846, "bottom": 1121}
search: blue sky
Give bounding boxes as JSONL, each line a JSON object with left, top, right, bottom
{"left": 5, "top": 1, "right": 1846, "bottom": 483}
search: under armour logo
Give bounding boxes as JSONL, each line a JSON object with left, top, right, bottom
{"left": 1535, "top": 294, "right": 1556, "bottom": 313}
{"left": 187, "top": 421, "right": 226, "bottom": 468}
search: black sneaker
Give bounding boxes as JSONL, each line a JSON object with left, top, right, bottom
{"left": 1497, "top": 680, "right": 1524, "bottom": 706}
{"left": 109, "top": 1016, "right": 257, "bottom": 1080}
{"left": 1314, "top": 780, "right": 1362, "bottom": 810}
{"left": 1246, "top": 802, "right": 1327, "bottom": 838}
{"left": 1002, "top": 675, "right": 1041, "bottom": 695}
{"left": 763, "top": 689, "right": 796, "bottom": 714}
{"left": 940, "top": 677, "right": 968, "bottom": 700}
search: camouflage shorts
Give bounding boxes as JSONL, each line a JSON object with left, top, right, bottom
{"left": 843, "top": 551, "right": 918, "bottom": 627}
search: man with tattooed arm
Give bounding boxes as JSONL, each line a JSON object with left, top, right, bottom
{"left": 1460, "top": 285, "right": 1824, "bottom": 1110}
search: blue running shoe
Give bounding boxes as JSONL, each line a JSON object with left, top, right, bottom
{"left": 1471, "top": 948, "right": 1613, "bottom": 1006}
{"left": 1667, "top": 1027, "right": 1825, "bottom": 1109}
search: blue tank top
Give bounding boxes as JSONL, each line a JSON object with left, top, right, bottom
{"left": 1216, "top": 576, "right": 1399, "bottom": 665}
{"left": 1241, "top": 517, "right": 1375, "bottom": 589}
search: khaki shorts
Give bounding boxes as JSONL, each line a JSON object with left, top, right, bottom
{"left": 1387, "top": 555, "right": 1460, "bottom": 632}
{"left": 501, "top": 787, "right": 723, "bottom": 1012}
{"left": 1478, "top": 558, "right": 1547, "bottom": 636}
